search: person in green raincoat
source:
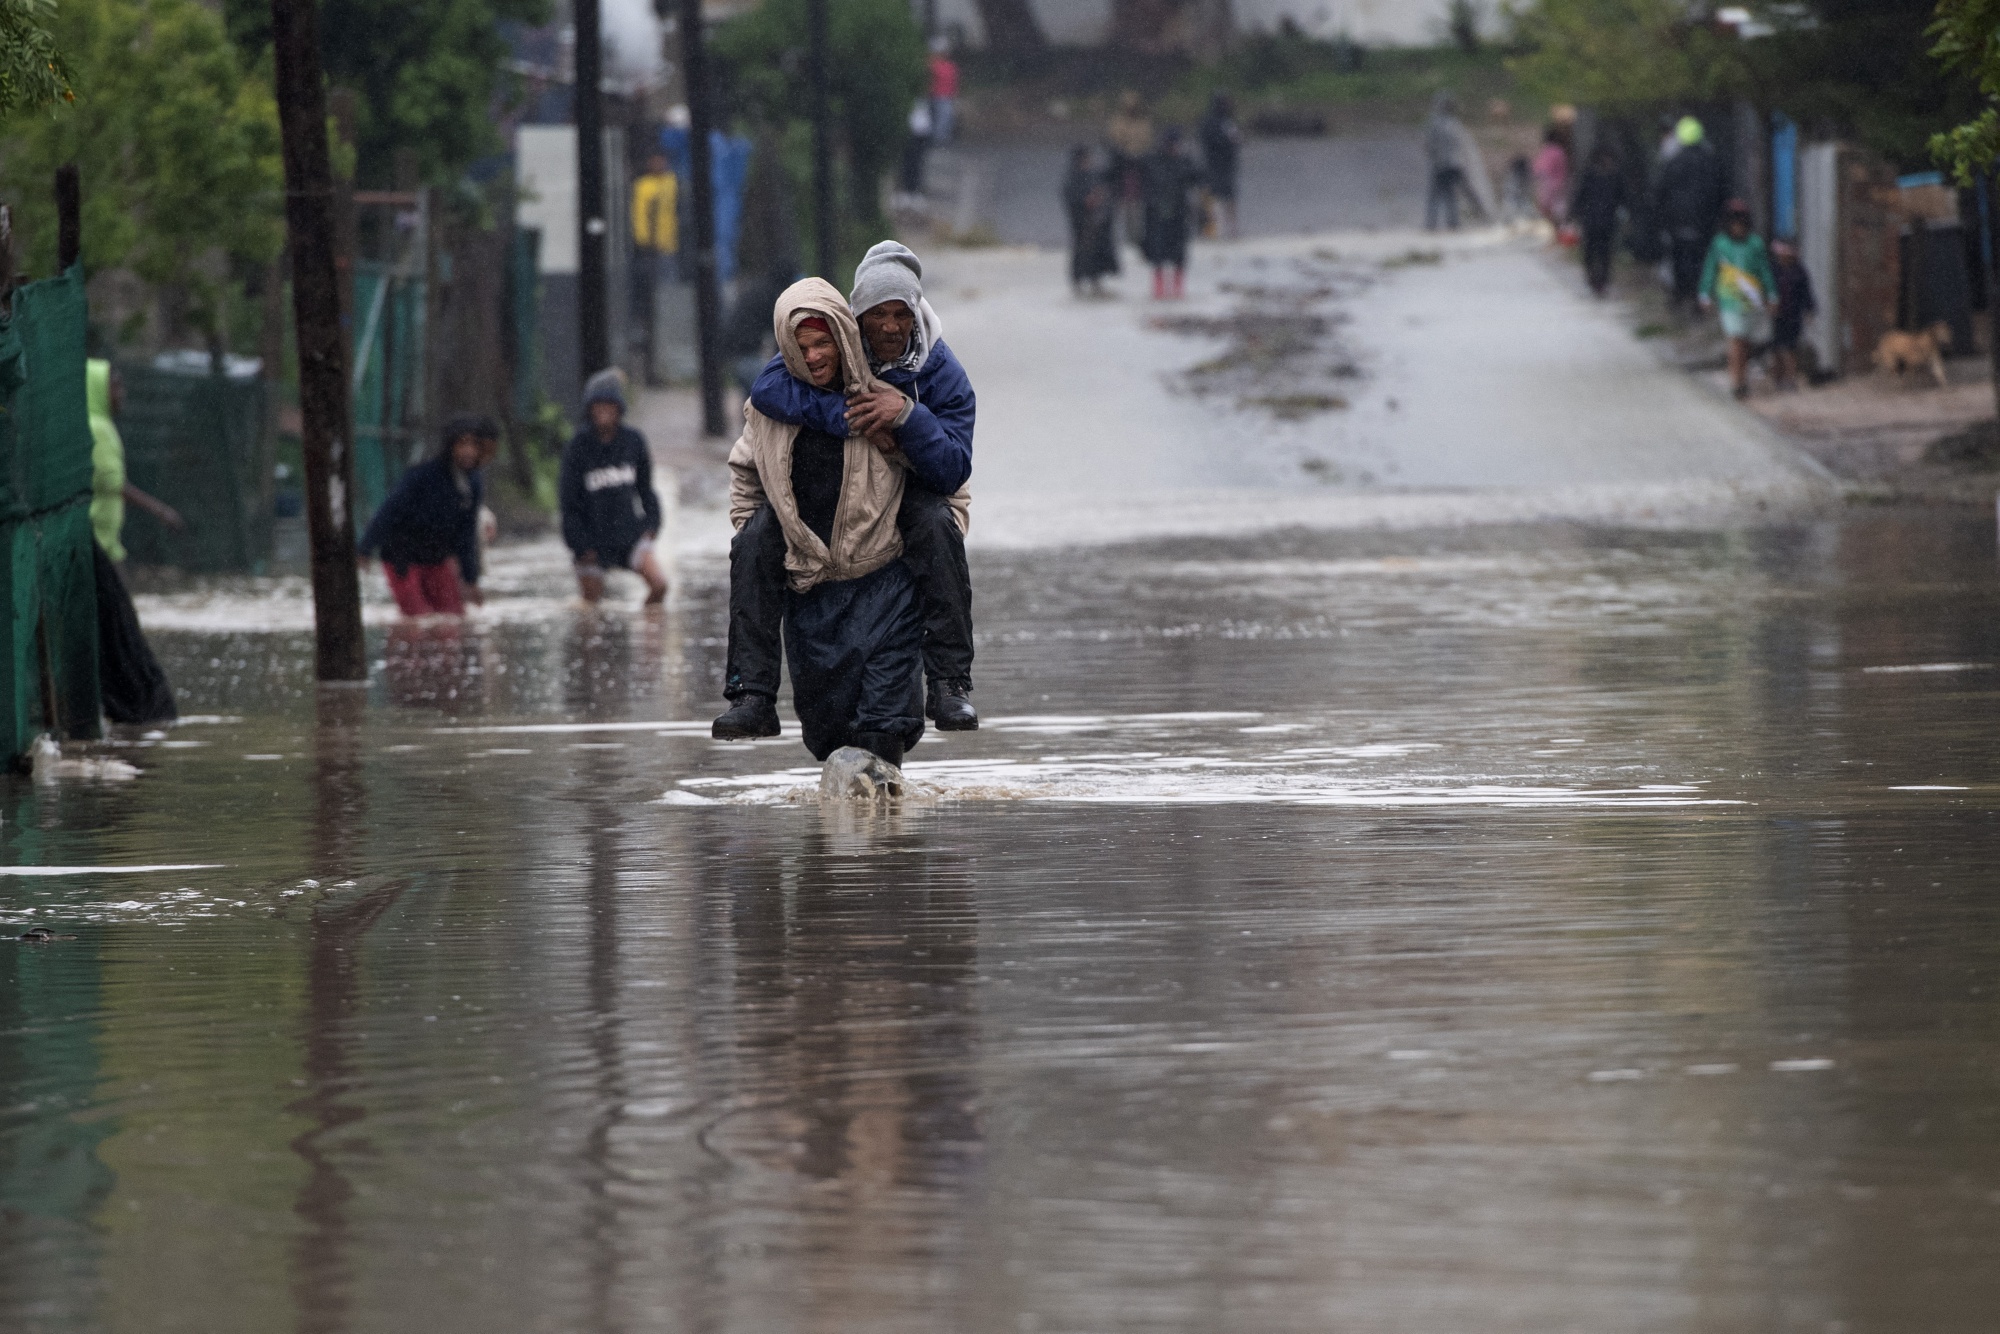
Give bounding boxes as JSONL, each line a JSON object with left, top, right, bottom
{"left": 85, "top": 357, "right": 181, "bottom": 723}
{"left": 88, "top": 358, "right": 183, "bottom": 561}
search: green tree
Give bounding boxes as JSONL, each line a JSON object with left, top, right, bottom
{"left": 1504, "top": 0, "right": 1746, "bottom": 109}
{"left": 0, "top": 0, "right": 72, "bottom": 115}
{"left": 713, "top": 0, "right": 926, "bottom": 246}
{"left": 1932, "top": 0, "right": 2000, "bottom": 183}
{"left": 0, "top": 0, "right": 282, "bottom": 340}
{"left": 1753, "top": 1, "right": 1978, "bottom": 168}
{"left": 1508, "top": 0, "right": 1976, "bottom": 168}
{"left": 222, "top": 0, "right": 551, "bottom": 188}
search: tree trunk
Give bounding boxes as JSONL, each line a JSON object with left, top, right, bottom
{"left": 973, "top": 0, "right": 1045, "bottom": 52}
{"left": 575, "top": 0, "right": 609, "bottom": 379}
{"left": 680, "top": 0, "right": 726, "bottom": 437}
{"left": 269, "top": 0, "right": 365, "bottom": 682}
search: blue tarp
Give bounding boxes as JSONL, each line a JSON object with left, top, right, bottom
{"left": 1771, "top": 115, "right": 1797, "bottom": 240}
{"left": 659, "top": 127, "right": 753, "bottom": 283}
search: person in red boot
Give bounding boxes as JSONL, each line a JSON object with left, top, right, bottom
{"left": 1141, "top": 127, "right": 1203, "bottom": 299}
{"left": 358, "top": 414, "right": 497, "bottom": 617}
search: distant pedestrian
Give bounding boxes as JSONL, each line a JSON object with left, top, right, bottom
{"left": 1107, "top": 90, "right": 1154, "bottom": 245}
{"left": 1063, "top": 145, "right": 1119, "bottom": 295}
{"left": 724, "top": 265, "right": 800, "bottom": 396}
{"left": 88, "top": 359, "right": 184, "bottom": 566}
{"left": 358, "top": 413, "right": 498, "bottom": 617}
{"left": 1699, "top": 199, "right": 1776, "bottom": 400}
{"left": 1198, "top": 92, "right": 1243, "bottom": 238}
{"left": 1768, "top": 238, "right": 1817, "bottom": 390}
{"left": 560, "top": 370, "right": 669, "bottom": 605}
{"left": 630, "top": 151, "right": 679, "bottom": 386}
{"left": 1532, "top": 124, "right": 1569, "bottom": 228}
{"left": 1572, "top": 144, "right": 1624, "bottom": 296}
{"left": 1425, "top": 91, "right": 1468, "bottom": 231}
{"left": 86, "top": 358, "right": 178, "bottom": 724}
{"left": 898, "top": 99, "right": 934, "bottom": 205}
{"left": 1653, "top": 116, "right": 1724, "bottom": 310}
{"left": 1501, "top": 155, "right": 1534, "bottom": 224}
{"left": 1141, "top": 127, "right": 1203, "bottom": 300}
{"left": 928, "top": 37, "right": 959, "bottom": 145}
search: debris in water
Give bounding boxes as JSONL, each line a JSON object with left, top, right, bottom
{"left": 1381, "top": 248, "right": 1443, "bottom": 269}
{"left": 30, "top": 735, "right": 140, "bottom": 784}
{"left": 819, "top": 747, "right": 905, "bottom": 802}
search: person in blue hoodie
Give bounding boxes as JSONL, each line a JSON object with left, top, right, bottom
{"left": 560, "top": 370, "right": 669, "bottom": 605}
{"left": 358, "top": 413, "right": 497, "bottom": 616}
{"left": 712, "top": 241, "right": 977, "bottom": 739}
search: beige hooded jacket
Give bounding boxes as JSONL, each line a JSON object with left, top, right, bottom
{"left": 728, "top": 279, "right": 912, "bottom": 593}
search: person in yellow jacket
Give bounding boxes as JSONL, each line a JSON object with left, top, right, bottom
{"left": 88, "top": 358, "right": 184, "bottom": 563}
{"left": 631, "top": 152, "right": 679, "bottom": 384}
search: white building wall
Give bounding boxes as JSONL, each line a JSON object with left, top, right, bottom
{"left": 1235, "top": 0, "right": 1466, "bottom": 45}
{"left": 929, "top": 0, "right": 1462, "bottom": 48}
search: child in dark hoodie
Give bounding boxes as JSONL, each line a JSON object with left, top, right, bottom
{"left": 359, "top": 413, "right": 497, "bottom": 616}
{"left": 559, "top": 370, "right": 669, "bottom": 604}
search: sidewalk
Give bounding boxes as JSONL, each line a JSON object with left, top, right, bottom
{"left": 1564, "top": 242, "right": 2000, "bottom": 504}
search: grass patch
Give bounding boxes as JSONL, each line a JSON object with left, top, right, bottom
{"left": 1382, "top": 249, "right": 1444, "bottom": 269}
{"left": 1246, "top": 393, "right": 1349, "bottom": 420}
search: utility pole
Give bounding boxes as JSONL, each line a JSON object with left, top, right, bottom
{"left": 575, "top": 0, "right": 610, "bottom": 379}
{"left": 808, "top": 0, "right": 836, "bottom": 278}
{"left": 269, "top": 0, "right": 366, "bottom": 682}
{"left": 53, "top": 166, "right": 78, "bottom": 272}
{"left": 672, "top": 0, "right": 727, "bottom": 436}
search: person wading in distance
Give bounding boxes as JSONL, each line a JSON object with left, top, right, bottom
{"left": 560, "top": 370, "right": 669, "bottom": 606}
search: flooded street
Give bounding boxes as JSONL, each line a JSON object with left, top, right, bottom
{"left": 6, "top": 505, "right": 2000, "bottom": 1332}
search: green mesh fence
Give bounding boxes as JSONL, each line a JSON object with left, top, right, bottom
{"left": 117, "top": 365, "right": 271, "bottom": 573}
{"left": 352, "top": 261, "right": 426, "bottom": 526}
{"left": 0, "top": 266, "right": 100, "bottom": 758}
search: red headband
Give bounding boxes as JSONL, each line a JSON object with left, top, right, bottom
{"left": 796, "top": 315, "right": 831, "bottom": 338}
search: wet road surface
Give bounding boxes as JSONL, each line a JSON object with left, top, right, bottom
{"left": 4, "top": 508, "right": 2000, "bottom": 1332}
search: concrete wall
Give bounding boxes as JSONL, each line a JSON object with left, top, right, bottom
{"left": 1234, "top": 0, "right": 1466, "bottom": 45}
{"left": 929, "top": 0, "right": 1462, "bottom": 48}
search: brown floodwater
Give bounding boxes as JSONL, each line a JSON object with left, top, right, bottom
{"left": 4, "top": 511, "right": 2000, "bottom": 1333}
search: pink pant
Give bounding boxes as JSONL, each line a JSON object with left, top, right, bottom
{"left": 384, "top": 561, "right": 465, "bottom": 616}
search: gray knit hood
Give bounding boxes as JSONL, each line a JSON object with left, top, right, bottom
{"left": 848, "top": 240, "right": 945, "bottom": 374}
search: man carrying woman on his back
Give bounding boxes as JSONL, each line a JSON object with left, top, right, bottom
{"left": 717, "top": 241, "right": 978, "bottom": 743}
{"left": 721, "top": 279, "right": 941, "bottom": 767}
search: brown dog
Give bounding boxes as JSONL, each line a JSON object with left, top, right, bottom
{"left": 1874, "top": 322, "right": 1953, "bottom": 388}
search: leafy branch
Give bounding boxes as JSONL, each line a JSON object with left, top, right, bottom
{"left": 0, "top": 0, "right": 74, "bottom": 115}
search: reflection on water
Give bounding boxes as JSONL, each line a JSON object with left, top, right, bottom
{"left": 1, "top": 512, "right": 1999, "bottom": 1330}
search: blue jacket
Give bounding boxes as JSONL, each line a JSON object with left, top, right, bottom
{"left": 748, "top": 339, "right": 975, "bottom": 496}
{"left": 358, "top": 455, "right": 484, "bottom": 581}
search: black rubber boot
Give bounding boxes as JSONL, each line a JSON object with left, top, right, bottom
{"left": 712, "top": 693, "right": 780, "bottom": 740}
{"left": 927, "top": 679, "right": 978, "bottom": 731}
{"left": 851, "top": 731, "right": 906, "bottom": 769}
